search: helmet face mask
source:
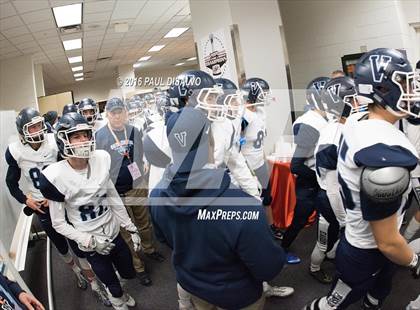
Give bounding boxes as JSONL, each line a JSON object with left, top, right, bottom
{"left": 22, "top": 116, "right": 47, "bottom": 143}
{"left": 58, "top": 124, "right": 95, "bottom": 158}
{"left": 392, "top": 70, "right": 420, "bottom": 118}
{"left": 195, "top": 87, "right": 226, "bottom": 122}
{"left": 79, "top": 107, "right": 98, "bottom": 124}
{"left": 224, "top": 91, "right": 244, "bottom": 119}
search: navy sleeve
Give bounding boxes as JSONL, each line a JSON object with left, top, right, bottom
{"left": 5, "top": 147, "right": 27, "bottom": 204}
{"left": 5, "top": 276, "right": 24, "bottom": 298}
{"left": 39, "top": 173, "right": 65, "bottom": 202}
{"left": 132, "top": 126, "right": 144, "bottom": 174}
{"left": 316, "top": 144, "right": 338, "bottom": 171}
{"left": 143, "top": 133, "right": 171, "bottom": 168}
{"left": 293, "top": 123, "right": 320, "bottom": 148}
{"left": 236, "top": 207, "right": 285, "bottom": 281}
{"left": 291, "top": 145, "right": 317, "bottom": 185}
{"left": 354, "top": 143, "right": 418, "bottom": 170}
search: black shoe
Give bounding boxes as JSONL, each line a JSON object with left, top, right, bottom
{"left": 361, "top": 296, "right": 382, "bottom": 309}
{"left": 145, "top": 251, "right": 165, "bottom": 262}
{"left": 309, "top": 269, "right": 333, "bottom": 284}
{"left": 137, "top": 271, "right": 152, "bottom": 286}
{"left": 270, "top": 225, "right": 284, "bottom": 240}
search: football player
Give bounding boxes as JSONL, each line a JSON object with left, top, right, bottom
{"left": 39, "top": 112, "right": 141, "bottom": 310}
{"left": 126, "top": 96, "right": 145, "bottom": 132}
{"left": 5, "top": 108, "right": 110, "bottom": 306}
{"left": 62, "top": 103, "right": 78, "bottom": 115}
{"left": 281, "top": 76, "right": 330, "bottom": 264}
{"left": 240, "top": 77, "right": 282, "bottom": 239}
{"left": 78, "top": 98, "right": 107, "bottom": 131}
{"left": 304, "top": 48, "right": 420, "bottom": 310}
{"left": 309, "top": 76, "right": 359, "bottom": 284}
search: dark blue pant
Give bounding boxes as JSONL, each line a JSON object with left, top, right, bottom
{"left": 282, "top": 182, "right": 319, "bottom": 249}
{"left": 37, "top": 207, "right": 85, "bottom": 258}
{"left": 254, "top": 162, "right": 272, "bottom": 206}
{"left": 327, "top": 236, "right": 396, "bottom": 309}
{"left": 84, "top": 234, "right": 136, "bottom": 297}
{"left": 315, "top": 189, "right": 340, "bottom": 253}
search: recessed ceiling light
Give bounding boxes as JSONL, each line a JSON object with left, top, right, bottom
{"left": 71, "top": 66, "right": 83, "bottom": 72}
{"left": 175, "top": 62, "right": 185, "bottom": 66}
{"left": 148, "top": 45, "right": 165, "bottom": 52}
{"left": 138, "top": 56, "right": 151, "bottom": 61}
{"left": 68, "top": 56, "right": 82, "bottom": 63}
{"left": 75, "top": 77, "right": 84, "bottom": 81}
{"left": 63, "top": 38, "right": 82, "bottom": 51}
{"left": 133, "top": 63, "right": 141, "bottom": 68}
{"left": 186, "top": 57, "right": 197, "bottom": 61}
{"left": 164, "top": 27, "right": 189, "bottom": 38}
{"left": 74, "top": 72, "right": 83, "bottom": 77}
{"left": 52, "top": 3, "right": 82, "bottom": 28}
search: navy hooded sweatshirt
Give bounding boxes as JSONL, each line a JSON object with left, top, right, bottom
{"left": 149, "top": 166, "right": 285, "bottom": 309}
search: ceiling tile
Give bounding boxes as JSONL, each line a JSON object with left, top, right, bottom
{"left": 2, "top": 25, "right": 30, "bottom": 38}
{"left": 32, "top": 29, "right": 58, "bottom": 39}
{"left": 49, "top": 0, "right": 82, "bottom": 7}
{"left": 84, "top": 0, "right": 115, "bottom": 14}
{"left": 84, "top": 11, "right": 112, "bottom": 23}
{"left": 0, "top": 2, "right": 17, "bottom": 19}
{"left": 16, "top": 40, "right": 38, "bottom": 50}
{"left": 8, "top": 33, "right": 32, "bottom": 44}
{"left": 26, "top": 19, "right": 56, "bottom": 32}
{"left": 111, "top": 1, "right": 146, "bottom": 20}
{"left": 0, "top": 15, "right": 24, "bottom": 30}
{"left": 21, "top": 9, "right": 53, "bottom": 24}
{"left": 13, "top": 1, "right": 50, "bottom": 14}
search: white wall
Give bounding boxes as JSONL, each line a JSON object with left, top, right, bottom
{"left": 279, "top": 0, "right": 420, "bottom": 111}
{"left": 34, "top": 64, "right": 45, "bottom": 98}
{"left": 47, "top": 76, "right": 118, "bottom": 103}
{"left": 0, "top": 55, "right": 38, "bottom": 111}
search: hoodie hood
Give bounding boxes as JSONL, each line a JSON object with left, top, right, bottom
{"left": 150, "top": 166, "right": 231, "bottom": 216}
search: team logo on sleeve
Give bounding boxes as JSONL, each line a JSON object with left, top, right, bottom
{"left": 369, "top": 55, "right": 392, "bottom": 82}
{"left": 174, "top": 131, "right": 187, "bottom": 147}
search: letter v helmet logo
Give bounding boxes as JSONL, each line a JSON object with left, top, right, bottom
{"left": 369, "top": 55, "right": 392, "bottom": 83}
{"left": 174, "top": 131, "right": 187, "bottom": 147}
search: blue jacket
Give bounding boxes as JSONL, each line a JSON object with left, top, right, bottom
{"left": 0, "top": 274, "right": 25, "bottom": 309}
{"left": 149, "top": 166, "right": 285, "bottom": 309}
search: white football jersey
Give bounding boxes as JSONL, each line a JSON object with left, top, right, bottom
{"left": 315, "top": 121, "right": 343, "bottom": 190}
{"left": 8, "top": 133, "right": 58, "bottom": 201}
{"left": 129, "top": 117, "right": 146, "bottom": 133}
{"left": 42, "top": 150, "right": 135, "bottom": 246}
{"left": 241, "top": 109, "right": 266, "bottom": 171}
{"left": 407, "top": 121, "right": 420, "bottom": 178}
{"left": 338, "top": 112, "right": 419, "bottom": 249}
{"left": 292, "top": 110, "right": 328, "bottom": 171}
{"left": 212, "top": 118, "right": 260, "bottom": 197}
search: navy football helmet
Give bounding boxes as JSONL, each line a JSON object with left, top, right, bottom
{"left": 170, "top": 70, "right": 225, "bottom": 121}
{"left": 55, "top": 112, "right": 95, "bottom": 158}
{"left": 62, "top": 103, "right": 78, "bottom": 115}
{"left": 355, "top": 48, "right": 419, "bottom": 118}
{"left": 78, "top": 98, "right": 99, "bottom": 125}
{"left": 126, "top": 98, "right": 143, "bottom": 122}
{"left": 16, "top": 107, "right": 47, "bottom": 143}
{"left": 241, "top": 77, "right": 271, "bottom": 106}
{"left": 306, "top": 77, "right": 330, "bottom": 111}
{"left": 321, "top": 76, "right": 359, "bottom": 118}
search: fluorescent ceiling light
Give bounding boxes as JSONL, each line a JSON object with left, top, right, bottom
{"left": 74, "top": 72, "right": 83, "bottom": 77}
{"left": 175, "top": 62, "right": 185, "bottom": 66}
{"left": 148, "top": 45, "right": 165, "bottom": 52}
{"left": 133, "top": 63, "right": 141, "bottom": 68}
{"left": 63, "top": 38, "right": 82, "bottom": 51}
{"left": 164, "top": 27, "right": 189, "bottom": 38}
{"left": 186, "top": 57, "right": 196, "bottom": 61}
{"left": 68, "top": 56, "right": 82, "bottom": 63}
{"left": 75, "top": 77, "right": 84, "bottom": 81}
{"left": 53, "top": 3, "right": 82, "bottom": 28}
{"left": 138, "top": 56, "right": 151, "bottom": 61}
{"left": 71, "top": 66, "right": 83, "bottom": 72}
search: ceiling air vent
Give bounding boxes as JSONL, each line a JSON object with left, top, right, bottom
{"left": 58, "top": 24, "right": 82, "bottom": 34}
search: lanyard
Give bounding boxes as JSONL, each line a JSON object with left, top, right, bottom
{"left": 108, "top": 123, "right": 131, "bottom": 161}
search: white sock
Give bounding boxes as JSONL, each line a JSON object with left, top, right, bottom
{"left": 71, "top": 264, "right": 82, "bottom": 275}
{"left": 310, "top": 244, "right": 325, "bottom": 272}
{"left": 59, "top": 251, "right": 73, "bottom": 264}
{"left": 326, "top": 240, "right": 339, "bottom": 259}
{"left": 404, "top": 216, "right": 420, "bottom": 240}
{"left": 90, "top": 278, "right": 100, "bottom": 291}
